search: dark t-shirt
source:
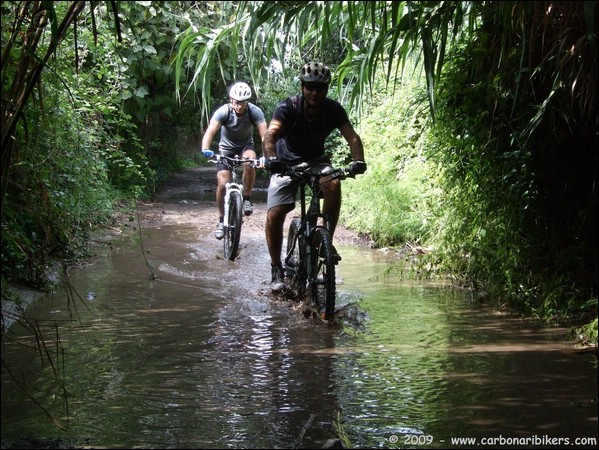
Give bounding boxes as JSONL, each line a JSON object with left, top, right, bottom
{"left": 272, "top": 96, "right": 349, "bottom": 164}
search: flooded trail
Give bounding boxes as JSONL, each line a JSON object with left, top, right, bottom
{"left": 1, "top": 166, "right": 597, "bottom": 449}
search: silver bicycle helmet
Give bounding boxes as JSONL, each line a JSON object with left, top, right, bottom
{"left": 229, "top": 82, "right": 252, "bottom": 101}
{"left": 299, "top": 62, "right": 331, "bottom": 84}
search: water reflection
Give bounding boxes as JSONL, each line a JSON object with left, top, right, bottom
{"left": 1, "top": 231, "right": 597, "bottom": 449}
{"left": 334, "top": 245, "right": 597, "bottom": 448}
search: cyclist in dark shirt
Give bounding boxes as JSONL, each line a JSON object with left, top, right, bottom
{"left": 262, "top": 62, "right": 367, "bottom": 291}
{"left": 201, "top": 82, "right": 267, "bottom": 239}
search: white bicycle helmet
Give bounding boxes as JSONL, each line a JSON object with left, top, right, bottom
{"left": 229, "top": 82, "right": 252, "bottom": 101}
{"left": 299, "top": 62, "right": 331, "bottom": 84}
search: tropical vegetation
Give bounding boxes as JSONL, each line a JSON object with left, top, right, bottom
{"left": 1, "top": 1, "right": 596, "bottom": 346}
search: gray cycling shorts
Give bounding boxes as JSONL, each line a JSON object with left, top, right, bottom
{"left": 216, "top": 145, "right": 256, "bottom": 172}
{"left": 266, "top": 159, "right": 333, "bottom": 211}
{"left": 266, "top": 173, "right": 299, "bottom": 211}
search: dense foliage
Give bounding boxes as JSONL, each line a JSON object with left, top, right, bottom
{"left": 340, "top": 75, "right": 438, "bottom": 247}
{"left": 429, "top": 3, "right": 596, "bottom": 326}
{"left": 1, "top": 2, "right": 200, "bottom": 289}
{"left": 430, "top": 41, "right": 597, "bottom": 321}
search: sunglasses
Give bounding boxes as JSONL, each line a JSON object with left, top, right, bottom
{"left": 231, "top": 99, "right": 248, "bottom": 106}
{"left": 303, "top": 83, "right": 328, "bottom": 92}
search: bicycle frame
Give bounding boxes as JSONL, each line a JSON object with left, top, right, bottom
{"left": 223, "top": 167, "right": 243, "bottom": 230}
{"left": 290, "top": 177, "right": 329, "bottom": 275}
{"left": 283, "top": 162, "right": 352, "bottom": 321}
{"left": 208, "top": 154, "right": 259, "bottom": 261}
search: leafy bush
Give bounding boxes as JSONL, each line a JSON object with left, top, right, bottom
{"left": 428, "top": 41, "right": 597, "bottom": 321}
{"left": 340, "top": 73, "right": 438, "bottom": 247}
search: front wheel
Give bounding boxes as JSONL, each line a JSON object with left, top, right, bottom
{"left": 309, "top": 227, "right": 336, "bottom": 321}
{"left": 285, "top": 218, "right": 307, "bottom": 298}
{"left": 224, "top": 191, "right": 243, "bottom": 261}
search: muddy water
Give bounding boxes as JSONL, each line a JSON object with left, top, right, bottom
{"left": 1, "top": 221, "right": 597, "bottom": 448}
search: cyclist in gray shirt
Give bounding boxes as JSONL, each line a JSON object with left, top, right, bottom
{"left": 201, "top": 82, "right": 267, "bottom": 239}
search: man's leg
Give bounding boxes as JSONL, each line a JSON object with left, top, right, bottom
{"left": 216, "top": 169, "right": 231, "bottom": 219}
{"left": 242, "top": 148, "right": 257, "bottom": 215}
{"left": 321, "top": 177, "right": 342, "bottom": 262}
{"left": 214, "top": 169, "right": 230, "bottom": 239}
{"left": 265, "top": 204, "right": 294, "bottom": 291}
{"left": 241, "top": 148, "right": 257, "bottom": 197}
{"left": 266, "top": 205, "right": 293, "bottom": 266}
{"left": 321, "top": 177, "right": 341, "bottom": 236}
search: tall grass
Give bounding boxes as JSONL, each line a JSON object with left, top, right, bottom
{"left": 340, "top": 76, "right": 439, "bottom": 248}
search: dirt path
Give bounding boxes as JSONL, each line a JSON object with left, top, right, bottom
{"left": 2, "top": 165, "right": 374, "bottom": 334}
{"left": 131, "top": 165, "right": 374, "bottom": 247}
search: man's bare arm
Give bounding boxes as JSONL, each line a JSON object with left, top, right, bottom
{"left": 201, "top": 119, "right": 221, "bottom": 150}
{"left": 339, "top": 123, "right": 365, "bottom": 161}
{"left": 262, "top": 119, "right": 284, "bottom": 159}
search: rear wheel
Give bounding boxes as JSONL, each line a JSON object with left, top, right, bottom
{"left": 224, "top": 191, "right": 243, "bottom": 261}
{"left": 285, "top": 218, "right": 307, "bottom": 298}
{"left": 309, "top": 227, "right": 336, "bottom": 321}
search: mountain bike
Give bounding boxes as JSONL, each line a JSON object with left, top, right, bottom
{"left": 207, "top": 153, "right": 261, "bottom": 261}
{"left": 282, "top": 160, "right": 355, "bottom": 322}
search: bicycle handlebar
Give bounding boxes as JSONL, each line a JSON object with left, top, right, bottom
{"left": 281, "top": 162, "right": 355, "bottom": 181}
{"left": 206, "top": 154, "right": 263, "bottom": 169}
